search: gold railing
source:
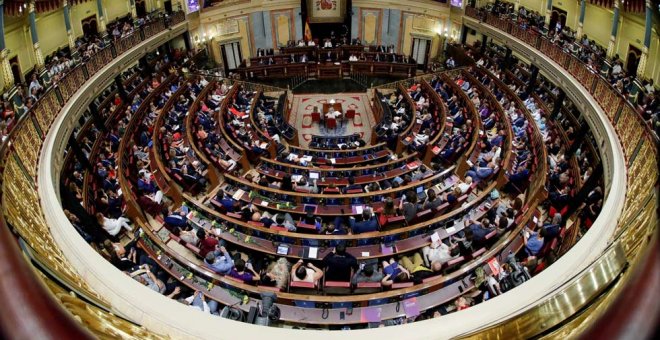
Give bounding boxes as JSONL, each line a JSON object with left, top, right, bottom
{"left": 0, "top": 13, "right": 188, "bottom": 339}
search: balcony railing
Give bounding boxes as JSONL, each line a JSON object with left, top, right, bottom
{"left": 0, "top": 11, "right": 187, "bottom": 340}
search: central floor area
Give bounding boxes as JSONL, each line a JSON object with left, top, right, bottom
{"left": 288, "top": 93, "right": 377, "bottom": 147}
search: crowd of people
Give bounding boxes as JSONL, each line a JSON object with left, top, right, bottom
{"left": 481, "top": 1, "right": 658, "bottom": 136}
{"left": 48, "top": 6, "right": 615, "bottom": 327}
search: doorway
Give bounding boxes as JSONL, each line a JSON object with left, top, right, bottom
{"left": 220, "top": 41, "right": 243, "bottom": 75}
{"left": 136, "top": 0, "right": 147, "bottom": 17}
{"left": 81, "top": 15, "right": 98, "bottom": 37}
{"left": 550, "top": 7, "right": 567, "bottom": 33}
{"left": 10, "top": 56, "right": 21, "bottom": 85}
{"left": 626, "top": 45, "right": 642, "bottom": 77}
{"left": 411, "top": 37, "right": 431, "bottom": 71}
{"left": 164, "top": 0, "right": 173, "bottom": 13}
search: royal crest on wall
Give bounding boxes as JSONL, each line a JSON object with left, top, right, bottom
{"left": 307, "top": 0, "right": 346, "bottom": 23}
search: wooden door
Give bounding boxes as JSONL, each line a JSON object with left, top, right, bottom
{"left": 626, "top": 45, "right": 642, "bottom": 76}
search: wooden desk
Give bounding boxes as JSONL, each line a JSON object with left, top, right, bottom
{"left": 322, "top": 103, "right": 343, "bottom": 114}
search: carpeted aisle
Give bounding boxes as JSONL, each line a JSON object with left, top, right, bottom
{"left": 289, "top": 93, "right": 376, "bottom": 147}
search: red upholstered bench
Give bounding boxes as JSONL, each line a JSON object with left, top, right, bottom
{"left": 345, "top": 109, "right": 356, "bottom": 119}
{"left": 185, "top": 243, "right": 200, "bottom": 254}
{"left": 258, "top": 285, "right": 281, "bottom": 292}
{"left": 289, "top": 281, "right": 318, "bottom": 294}
{"left": 391, "top": 282, "right": 414, "bottom": 289}
{"left": 247, "top": 221, "right": 265, "bottom": 228}
{"left": 422, "top": 275, "right": 442, "bottom": 283}
{"left": 471, "top": 247, "right": 486, "bottom": 258}
{"left": 354, "top": 281, "right": 382, "bottom": 294}
{"left": 226, "top": 212, "right": 243, "bottom": 219}
{"left": 324, "top": 280, "right": 352, "bottom": 295}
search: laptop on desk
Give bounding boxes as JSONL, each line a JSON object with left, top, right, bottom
{"left": 416, "top": 186, "right": 427, "bottom": 201}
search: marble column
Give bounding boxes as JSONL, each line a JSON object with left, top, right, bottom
{"left": 0, "top": 0, "right": 15, "bottom": 90}
{"left": 606, "top": 0, "right": 620, "bottom": 58}
{"left": 28, "top": 1, "right": 45, "bottom": 70}
{"left": 129, "top": 0, "right": 137, "bottom": 17}
{"left": 63, "top": 1, "right": 76, "bottom": 51}
{"left": 97, "top": 0, "right": 107, "bottom": 37}
{"left": 576, "top": 0, "right": 586, "bottom": 39}
{"left": 636, "top": 0, "right": 653, "bottom": 78}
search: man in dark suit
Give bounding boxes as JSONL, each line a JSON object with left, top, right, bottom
{"left": 322, "top": 243, "right": 358, "bottom": 281}
{"left": 349, "top": 210, "right": 379, "bottom": 234}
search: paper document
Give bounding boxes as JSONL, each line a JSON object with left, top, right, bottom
{"left": 446, "top": 226, "right": 456, "bottom": 234}
{"left": 232, "top": 189, "right": 245, "bottom": 200}
{"left": 361, "top": 252, "right": 370, "bottom": 257}
{"left": 431, "top": 232, "right": 441, "bottom": 244}
{"left": 308, "top": 247, "right": 318, "bottom": 259}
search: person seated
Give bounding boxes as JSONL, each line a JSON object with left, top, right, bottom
{"left": 260, "top": 257, "right": 291, "bottom": 289}
{"left": 380, "top": 259, "right": 410, "bottom": 286}
{"left": 323, "top": 39, "right": 333, "bottom": 48}
{"left": 348, "top": 54, "right": 358, "bottom": 62}
{"left": 399, "top": 190, "right": 419, "bottom": 222}
{"left": 421, "top": 189, "right": 444, "bottom": 210}
{"left": 198, "top": 229, "right": 219, "bottom": 258}
{"left": 229, "top": 258, "right": 261, "bottom": 283}
{"left": 291, "top": 259, "right": 323, "bottom": 286}
{"left": 466, "top": 218, "right": 499, "bottom": 248}
{"left": 270, "top": 212, "right": 297, "bottom": 231}
{"left": 352, "top": 263, "right": 384, "bottom": 284}
{"left": 97, "top": 213, "right": 132, "bottom": 237}
{"left": 414, "top": 129, "right": 430, "bottom": 147}
{"left": 164, "top": 206, "right": 189, "bottom": 230}
{"left": 294, "top": 177, "right": 318, "bottom": 193}
{"left": 349, "top": 209, "right": 379, "bottom": 234}
{"left": 466, "top": 162, "right": 497, "bottom": 183}
{"left": 342, "top": 177, "right": 362, "bottom": 193}
{"left": 422, "top": 239, "right": 457, "bottom": 266}
{"left": 130, "top": 264, "right": 181, "bottom": 299}
{"left": 376, "top": 198, "right": 398, "bottom": 226}
{"left": 399, "top": 252, "right": 443, "bottom": 283}
{"left": 307, "top": 40, "right": 316, "bottom": 46}
{"left": 322, "top": 243, "right": 358, "bottom": 281}
{"left": 138, "top": 172, "right": 158, "bottom": 194}
{"left": 204, "top": 245, "right": 234, "bottom": 275}
{"left": 320, "top": 222, "right": 348, "bottom": 235}
{"left": 184, "top": 291, "right": 219, "bottom": 314}
{"left": 523, "top": 226, "right": 545, "bottom": 256}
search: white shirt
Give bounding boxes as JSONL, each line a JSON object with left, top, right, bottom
{"left": 325, "top": 111, "right": 340, "bottom": 119}
{"left": 324, "top": 41, "right": 333, "bottom": 48}
{"left": 308, "top": 41, "right": 316, "bottom": 46}
{"left": 185, "top": 295, "right": 211, "bottom": 313}
{"left": 458, "top": 182, "right": 471, "bottom": 194}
